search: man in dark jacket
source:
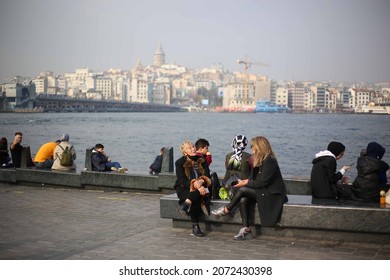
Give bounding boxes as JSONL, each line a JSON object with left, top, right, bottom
{"left": 91, "top": 143, "right": 126, "bottom": 173}
{"left": 310, "top": 141, "right": 351, "bottom": 199}
{"left": 352, "top": 142, "right": 389, "bottom": 202}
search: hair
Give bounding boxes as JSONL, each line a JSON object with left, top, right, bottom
{"left": 179, "top": 140, "right": 193, "bottom": 156}
{"left": 250, "top": 136, "right": 275, "bottom": 167}
{"left": 0, "top": 137, "right": 8, "bottom": 149}
{"left": 15, "top": 132, "right": 23, "bottom": 136}
{"left": 195, "top": 138, "right": 210, "bottom": 150}
{"left": 160, "top": 147, "right": 165, "bottom": 153}
{"left": 95, "top": 143, "right": 104, "bottom": 149}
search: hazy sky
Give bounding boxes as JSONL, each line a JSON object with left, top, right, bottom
{"left": 1, "top": 0, "right": 389, "bottom": 83}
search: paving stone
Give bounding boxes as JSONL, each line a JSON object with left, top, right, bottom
{"left": 0, "top": 184, "right": 389, "bottom": 260}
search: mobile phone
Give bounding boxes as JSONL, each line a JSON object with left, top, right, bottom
{"left": 349, "top": 163, "right": 354, "bottom": 166}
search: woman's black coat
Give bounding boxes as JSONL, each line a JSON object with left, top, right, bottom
{"left": 246, "top": 156, "right": 287, "bottom": 226}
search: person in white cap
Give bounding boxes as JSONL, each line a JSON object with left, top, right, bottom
{"left": 52, "top": 133, "right": 77, "bottom": 171}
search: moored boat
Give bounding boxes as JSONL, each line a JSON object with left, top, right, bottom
{"left": 254, "top": 101, "right": 291, "bottom": 113}
{"left": 355, "top": 102, "right": 390, "bottom": 114}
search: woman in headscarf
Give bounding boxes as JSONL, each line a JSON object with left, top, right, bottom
{"left": 220, "top": 134, "right": 252, "bottom": 199}
{"left": 212, "top": 136, "right": 287, "bottom": 241}
{"left": 352, "top": 142, "right": 389, "bottom": 202}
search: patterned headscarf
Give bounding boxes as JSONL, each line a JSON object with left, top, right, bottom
{"left": 228, "top": 135, "right": 248, "bottom": 170}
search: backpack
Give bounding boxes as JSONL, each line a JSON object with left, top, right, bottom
{"left": 58, "top": 145, "right": 74, "bottom": 166}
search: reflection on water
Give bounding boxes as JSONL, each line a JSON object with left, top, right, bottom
{"left": 1, "top": 112, "right": 389, "bottom": 179}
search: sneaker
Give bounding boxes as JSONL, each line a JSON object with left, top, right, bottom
{"left": 192, "top": 224, "right": 203, "bottom": 237}
{"left": 118, "top": 167, "right": 128, "bottom": 173}
{"left": 111, "top": 167, "right": 118, "bottom": 171}
{"left": 211, "top": 206, "right": 228, "bottom": 217}
{"left": 233, "top": 227, "right": 252, "bottom": 241}
{"left": 177, "top": 202, "right": 191, "bottom": 216}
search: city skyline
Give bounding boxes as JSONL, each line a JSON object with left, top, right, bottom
{"left": 1, "top": 0, "right": 389, "bottom": 83}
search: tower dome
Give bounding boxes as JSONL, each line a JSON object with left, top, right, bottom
{"left": 154, "top": 43, "right": 165, "bottom": 67}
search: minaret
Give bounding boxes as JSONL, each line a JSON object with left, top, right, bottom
{"left": 154, "top": 42, "right": 165, "bottom": 67}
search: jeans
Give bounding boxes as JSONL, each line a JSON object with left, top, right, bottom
{"left": 34, "top": 159, "right": 54, "bottom": 168}
{"left": 104, "top": 161, "right": 121, "bottom": 170}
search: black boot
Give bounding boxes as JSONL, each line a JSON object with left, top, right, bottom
{"left": 177, "top": 202, "right": 191, "bottom": 216}
{"left": 192, "top": 224, "right": 203, "bottom": 237}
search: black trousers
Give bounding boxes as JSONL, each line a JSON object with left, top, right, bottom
{"left": 176, "top": 186, "right": 203, "bottom": 223}
{"left": 226, "top": 187, "right": 257, "bottom": 228}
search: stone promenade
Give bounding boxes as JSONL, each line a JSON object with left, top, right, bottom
{"left": 0, "top": 184, "right": 389, "bottom": 260}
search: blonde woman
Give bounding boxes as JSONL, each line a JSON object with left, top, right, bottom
{"left": 174, "top": 140, "right": 211, "bottom": 237}
{"left": 212, "top": 136, "right": 287, "bottom": 240}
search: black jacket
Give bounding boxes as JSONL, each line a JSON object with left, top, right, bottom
{"left": 352, "top": 155, "right": 390, "bottom": 202}
{"left": 310, "top": 153, "right": 342, "bottom": 199}
{"left": 91, "top": 150, "right": 108, "bottom": 171}
{"left": 246, "top": 156, "right": 287, "bottom": 226}
{"left": 174, "top": 155, "right": 210, "bottom": 202}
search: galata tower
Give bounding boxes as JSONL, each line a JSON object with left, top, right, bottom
{"left": 154, "top": 43, "right": 165, "bottom": 67}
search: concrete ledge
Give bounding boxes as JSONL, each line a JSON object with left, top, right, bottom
{"left": 81, "top": 171, "right": 160, "bottom": 191}
{"left": 0, "top": 167, "right": 312, "bottom": 194}
{"left": 160, "top": 193, "right": 390, "bottom": 243}
{"left": 0, "top": 168, "right": 17, "bottom": 183}
{"left": 15, "top": 168, "right": 81, "bottom": 188}
{"left": 284, "top": 178, "right": 311, "bottom": 195}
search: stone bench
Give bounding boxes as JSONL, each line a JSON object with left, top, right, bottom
{"left": 160, "top": 193, "right": 390, "bottom": 244}
{"left": 9, "top": 168, "right": 81, "bottom": 188}
{"left": 80, "top": 146, "right": 175, "bottom": 192}
{"left": 84, "top": 146, "right": 174, "bottom": 173}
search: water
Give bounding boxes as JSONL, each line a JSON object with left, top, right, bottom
{"left": 1, "top": 112, "right": 389, "bottom": 180}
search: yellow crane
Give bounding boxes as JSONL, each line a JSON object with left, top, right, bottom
{"left": 237, "top": 56, "right": 269, "bottom": 108}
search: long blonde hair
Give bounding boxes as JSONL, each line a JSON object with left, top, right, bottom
{"left": 251, "top": 136, "right": 275, "bottom": 167}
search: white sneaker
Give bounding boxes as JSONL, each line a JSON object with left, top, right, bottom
{"left": 211, "top": 206, "right": 228, "bottom": 217}
{"left": 118, "top": 167, "right": 127, "bottom": 173}
{"left": 233, "top": 227, "right": 252, "bottom": 240}
{"left": 111, "top": 167, "right": 118, "bottom": 171}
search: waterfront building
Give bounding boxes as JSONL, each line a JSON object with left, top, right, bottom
{"left": 254, "top": 79, "right": 271, "bottom": 101}
{"left": 130, "top": 78, "right": 149, "bottom": 103}
{"left": 275, "top": 87, "right": 288, "bottom": 107}
{"left": 288, "top": 83, "right": 307, "bottom": 111}
{"left": 95, "top": 76, "right": 113, "bottom": 100}
{"left": 351, "top": 88, "right": 374, "bottom": 107}
{"left": 0, "top": 79, "right": 36, "bottom": 110}
{"left": 150, "top": 78, "right": 171, "bottom": 104}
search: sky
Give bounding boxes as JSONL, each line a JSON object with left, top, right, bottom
{"left": 0, "top": 0, "right": 389, "bottom": 83}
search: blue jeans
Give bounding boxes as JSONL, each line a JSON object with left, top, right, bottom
{"left": 104, "top": 161, "right": 121, "bottom": 170}
{"left": 34, "top": 159, "right": 54, "bottom": 168}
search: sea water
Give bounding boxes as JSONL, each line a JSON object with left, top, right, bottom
{"left": 1, "top": 112, "right": 389, "bottom": 180}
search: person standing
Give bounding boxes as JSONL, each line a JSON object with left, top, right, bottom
{"left": 212, "top": 136, "right": 287, "bottom": 240}
{"left": 51, "top": 134, "right": 76, "bottom": 171}
{"left": 310, "top": 141, "right": 351, "bottom": 199}
{"left": 33, "top": 140, "right": 61, "bottom": 168}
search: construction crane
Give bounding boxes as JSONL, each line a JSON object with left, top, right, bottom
{"left": 237, "top": 55, "right": 269, "bottom": 109}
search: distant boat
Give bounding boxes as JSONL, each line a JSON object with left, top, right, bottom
{"left": 355, "top": 102, "right": 390, "bottom": 115}
{"left": 254, "top": 101, "right": 291, "bottom": 113}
